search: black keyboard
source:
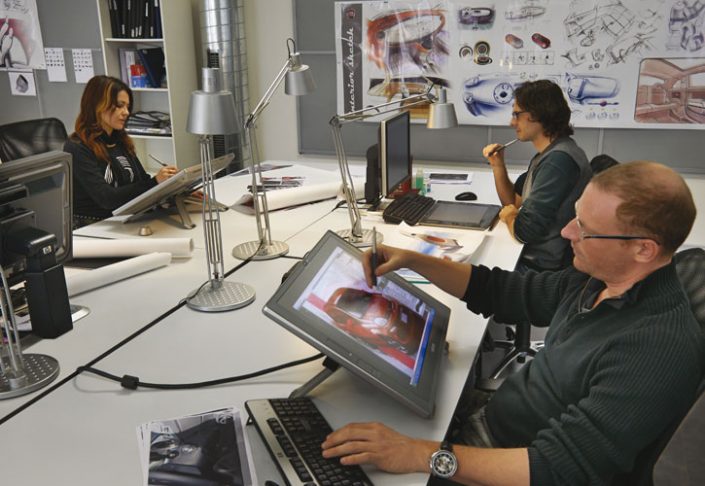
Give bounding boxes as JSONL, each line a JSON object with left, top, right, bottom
{"left": 246, "top": 398, "right": 374, "bottom": 486}
{"left": 382, "top": 192, "right": 435, "bottom": 225}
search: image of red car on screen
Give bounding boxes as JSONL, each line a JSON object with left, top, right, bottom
{"left": 323, "top": 287, "right": 425, "bottom": 354}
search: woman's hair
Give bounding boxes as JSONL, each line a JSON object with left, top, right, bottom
{"left": 73, "top": 75, "right": 135, "bottom": 162}
{"left": 514, "top": 79, "right": 574, "bottom": 139}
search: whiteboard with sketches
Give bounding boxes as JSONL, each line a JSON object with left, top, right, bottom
{"left": 0, "top": 0, "right": 45, "bottom": 71}
{"left": 335, "top": 0, "right": 705, "bottom": 130}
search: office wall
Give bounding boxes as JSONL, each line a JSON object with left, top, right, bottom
{"left": 0, "top": 0, "right": 104, "bottom": 132}
{"left": 292, "top": 0, "right": 705, "bottom": 174}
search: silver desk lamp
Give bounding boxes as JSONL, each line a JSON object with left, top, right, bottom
{"left": 232, "top": 38, "right": 316, "bottom": 261}
{"left": 186, "top": 68, "right": 255, "bottom": 312}
{"left": 0, "top": 266, "right": 59, "bottom": 399}
{"left": 331, "top": 85, "right": 458, "bottom": 246}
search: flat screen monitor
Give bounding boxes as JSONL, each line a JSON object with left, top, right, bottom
{"left": 0, "top": 150, "right": 72, "bottom": 284}
{"left": 112, "top": 153, "right": 234, "bottom": 219}
{"left": 380, "top": 111, "right": 411, "bottom": 198}
{"left": 263, "top": 230, "right": 450, "bottom": 417}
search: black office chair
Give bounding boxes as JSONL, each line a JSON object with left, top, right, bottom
{"left": 0, "top": 117, "right": 68, "bottom": 162}
{"left": 590, "top": 154, "right": 619, "bottom": 174}
{"left": 614, "top": 247, "right": 705, "bottom": 485}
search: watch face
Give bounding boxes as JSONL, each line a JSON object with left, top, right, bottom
{"left": 432, "top": 450, "right": 458, "bottom": 478}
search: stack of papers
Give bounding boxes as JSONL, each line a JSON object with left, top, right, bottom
{"left": 384, "top": 222, "right": 487, "bottom": 283}
{"left": 137, "top": 406, "right": 257, "bottom": 486}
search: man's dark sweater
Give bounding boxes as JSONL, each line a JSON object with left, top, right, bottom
{"left": 464, "top": 262, "right": 704, "bottom": 485}
{"left": 64, "top": 134, "right": 157, "bottom": 219}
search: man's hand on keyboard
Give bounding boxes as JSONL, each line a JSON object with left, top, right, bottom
{"left": 321, "top": 422, "right": 435, "bottom": 474}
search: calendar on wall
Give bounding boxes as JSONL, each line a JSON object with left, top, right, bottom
{"left": 336, "top": 0, "right": 705, "bottom": 130}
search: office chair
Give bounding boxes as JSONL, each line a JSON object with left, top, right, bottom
{"left": 614, "top": 247, "right": 705, "bottom": 485}
{"left": 589, "top": 153, "right": 619, "bottom": 174}
{"left": 0, "top": 117, "right": 68, "bottom": 161}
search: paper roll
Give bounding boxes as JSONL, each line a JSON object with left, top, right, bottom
{"left": 232, "top": 181, "right": 343, "bottom": 214}
{"left": 66, "top": 252, "right": 172, "bottom": 297}
{"left": 73, "top": 238, "right": 194, "bottom": 259}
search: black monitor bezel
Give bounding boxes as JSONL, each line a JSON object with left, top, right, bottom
{"left": 380, "top": 111, "right": 412, "bottom": 198}
{"left": 262, "top": 230, "right": 450, "bottom": 418}
{"left": 0, "top": 150, "right": 72, "bottom": 270}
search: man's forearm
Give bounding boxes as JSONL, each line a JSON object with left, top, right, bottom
{"left": 492, "top": 165, "right": 517, "bottom": 206}
{"left": 405, "top": 251, "right": 472, "bottom": 298}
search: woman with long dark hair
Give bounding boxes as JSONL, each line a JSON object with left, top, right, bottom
{"left": 64, "top": 75, "right": 177, "bottom": 227}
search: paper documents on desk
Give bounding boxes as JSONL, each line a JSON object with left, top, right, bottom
{"left": 137, "top": 406, "right": 257, "bottom": 486}
{"left": 385, "top": 222, "right": 486, "bottom": 283}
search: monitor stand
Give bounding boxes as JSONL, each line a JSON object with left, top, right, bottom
{"left": 289, "top": 357, "right": 340, "bottom": 399}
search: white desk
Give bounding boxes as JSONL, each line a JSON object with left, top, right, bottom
{"left": 0, "top": 165, "right": 522, "bottom": 485}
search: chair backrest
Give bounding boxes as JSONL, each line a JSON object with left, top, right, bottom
{"left": 613, "top": 247, "right": 705, "bottom": 485}
{"left": 652, "top": 381, "right": 705, "bottom": 485}
{"left": 590, "top": 154, "right": 619, "bottom": 175}
{"left": 0, "top": 118, "right": 68, "bottom": 162}
{"left": 674, "top": 247, "right": 705, "bottom": 331}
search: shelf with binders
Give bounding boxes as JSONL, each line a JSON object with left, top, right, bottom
{"left": 96, "top": 0, "right": 198, "bottom": 169}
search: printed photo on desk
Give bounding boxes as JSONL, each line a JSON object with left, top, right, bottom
{"left": 137, "top": 406, "right": 257, "bottom": 486}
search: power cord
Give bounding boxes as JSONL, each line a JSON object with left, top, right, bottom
{"left": 77, "top": 352, "right": 324, "bottom": 390}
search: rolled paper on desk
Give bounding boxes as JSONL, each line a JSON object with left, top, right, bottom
{"left": 232, "top": 179, "right": 363, "bottom": 214}
{"left": 65, "top": 252, "right": 171, "bottom": 297}
{"left": 72, "top": 237, "right": 194, "bottom": 259}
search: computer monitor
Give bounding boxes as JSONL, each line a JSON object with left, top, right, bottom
{"left": 0, "top": 150, "right": 72, "bottom": 283}
{"left": 380, "top": 110, "right": 411, "bottom": 198}
{"left": 112, "top": 153, "right": 233, "bottom": 228}
{"left": 263, "top": 230, "right": 450, "bottom": 417}
{"left": 0, "top": 150, "right": 74, "bottom": 338}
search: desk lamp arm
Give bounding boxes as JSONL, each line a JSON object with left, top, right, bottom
{"left": 329, "top": 89, "right": 435, "bottom": 242}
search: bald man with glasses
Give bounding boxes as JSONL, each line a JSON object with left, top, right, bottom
{"left": 322, "top": 161, "right": 704, "bottom": 486}
{"left": 483, "top": 79, "right": 592, "bottom": 272}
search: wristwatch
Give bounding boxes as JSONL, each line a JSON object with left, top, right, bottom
{"left": 429, "top": 440, "right": 458, "bottom": 478}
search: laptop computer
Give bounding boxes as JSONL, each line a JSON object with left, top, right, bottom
{"left": 382, "top": 193, "right": 501, "bottom": 230}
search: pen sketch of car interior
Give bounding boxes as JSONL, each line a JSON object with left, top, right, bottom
{"left": 668, "top": 0, "right": 705, "bottom": 52}
{"left": 458, "top": 7, "right": 495, "bottom": 30}
{"left": 562, "top": 0, "right": 660, "bottom": 67}
{"left": 462, "top": 73, "right": 620, "bottom": 116}
{"left": 323, "top": 287, "right": 425, "bottom": 354}
{"left": 148, "top": 411, "right": 249, "bottom": 485}
{"left": 366, "top": 7, "right": 449, "bottom": 102}
{"left": 635, "top": 57, "right": 705, "bottom": 124}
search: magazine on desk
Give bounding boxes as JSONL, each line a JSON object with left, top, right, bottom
{"left": 137, "top": 406, "right": 257, "bottom": 486}
{"left": 384, "top": 222, "right": 487, "bottom": 283}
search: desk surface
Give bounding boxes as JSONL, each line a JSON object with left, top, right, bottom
{"left": 3, "top": 161, "right": 703, "bottom": 485}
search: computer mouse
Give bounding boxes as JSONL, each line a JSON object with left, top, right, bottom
{"left": 455, "top": 191, "right": 478, "bottom": 201}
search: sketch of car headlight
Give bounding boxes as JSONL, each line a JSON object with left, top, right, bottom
{"left": 564, "top": 74, "right": 620, "bottom": 104}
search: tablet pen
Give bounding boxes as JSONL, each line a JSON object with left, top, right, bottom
{"left": 371, "top": 227, "right": 378, "bottom": 287}
{"left": 488, "top": 138, "right": 519, "bottom": 157}
{"left": 148, "top": 153, "right": 168, "bottom": 167}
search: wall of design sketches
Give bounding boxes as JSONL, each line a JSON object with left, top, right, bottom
{"left": 335, "top": 0, "right": 705, "bottom": 130}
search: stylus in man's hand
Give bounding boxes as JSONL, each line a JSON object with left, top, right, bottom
{"left": 371, "top": 227, "right": 378, "bottom": 287}
{"left": 488, "top": 138, "right": 519, "bottom": 157}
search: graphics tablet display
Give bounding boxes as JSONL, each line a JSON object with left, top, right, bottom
{"left": 422, "top": 200, "right": 500, "bottom": 229}
{"left": 263, "top": 231, "right": 450, "bottom": 417}
{"left": 112, "top": 153, "right": 234, "bottom": 217}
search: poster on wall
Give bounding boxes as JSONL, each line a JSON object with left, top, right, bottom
{"left": 335, "top": 0, "right": 705, "bottom": 130}
{"left": 0, "top": 0, "right": 46, "bottom": 71}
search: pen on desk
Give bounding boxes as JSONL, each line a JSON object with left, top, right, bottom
{"left": 371, "top": 227, "right": 378, "bottom": 287}
{"left": 148, "top": 153, "right": 168, "bottom": 167}
{"left": 488, "top": 138, "right": 519, "bottom": 157}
